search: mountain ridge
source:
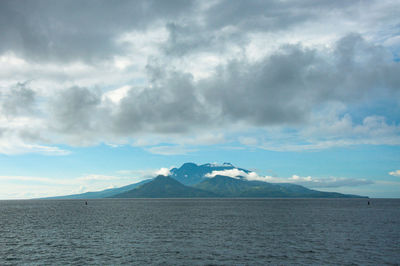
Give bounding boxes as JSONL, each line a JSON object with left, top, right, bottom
{"left": 43, "top": 162, "right": 368, "bottom": 199}
{"left": 194, "top": 175, "right": 364, "bottom": 198}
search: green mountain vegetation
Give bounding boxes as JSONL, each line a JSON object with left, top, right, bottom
{"left": 110, "top": 175, "right": 218, "bottom": 198}
{"left": 194, "top": 175, "right": 365, "bottom": 198}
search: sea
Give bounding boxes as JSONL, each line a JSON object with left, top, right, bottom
{"left": 0, "top": 198, "right": 399, "bottom": 265}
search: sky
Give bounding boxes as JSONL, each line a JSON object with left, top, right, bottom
{"left": 1, "top": 0, "right": 400, "bottom": 199}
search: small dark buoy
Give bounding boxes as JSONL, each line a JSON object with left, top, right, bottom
{"left": 368, "top": 201, "right": 370, "bottom": 205}
{"left": 85, "top": 201, "right": 88, "bottom": 205}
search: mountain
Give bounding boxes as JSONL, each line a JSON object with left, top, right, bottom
{"left": 111, "top": 175, "right": 218, "bottom": 198}
{"left": 42, "top": 162, "right": 367, "bottom": 199}
{"left": 44, "top": 179, "right": 152, "bottom": 199}
{"left": 170, "top": 162, "right": 249, "bottom": 185}
{"left": 195, "top": 175, "right": 365, "bottom": 198}
{"left": 112, "top": 175, "right": 365, "bottom": 198}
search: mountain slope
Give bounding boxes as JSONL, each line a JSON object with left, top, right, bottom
{"left": 111, "top": 175, "right": 218, "bottom": 198}
{"left": 195, "top": 175, "right": 366, "bottom": 198}
{"left": 44, "top": 179, "right": 152, "bottom": 199}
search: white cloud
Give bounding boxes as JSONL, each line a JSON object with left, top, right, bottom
{"left": 204, "top": 169, "right": 372, "bottom": 188}
{"left": 0, "top": 138, "right": 70, "bottom": 155}
{"left": 117, "top": 167, "right": 175, "bottom": 178}
{"left": 206, "top": 168, "right": 275, "bottom": 182}
{"left": 102, "top": 85, "right": 131, "bottom": 103}
{"left": 206, "top": 169, "right": 244, "bottom": 179}
{"left": 262, "top": 175, "right": 373, "bottom": 188}
{"left": 155, "top": 167, "right": 171, "bottom": 176}
{"left": 252, "top": 105, "right": 400, "bottom": 152}
{"left": 389, "top": 170, "right": 400, "bottom": 177}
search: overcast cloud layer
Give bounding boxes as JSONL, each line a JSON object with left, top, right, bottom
{"left": 1, "top": 0, "right": 400, "bottom": 154}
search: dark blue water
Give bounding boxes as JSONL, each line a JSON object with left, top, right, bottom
{"left": 1, "top": 199, "right": 399, "bottom": 265}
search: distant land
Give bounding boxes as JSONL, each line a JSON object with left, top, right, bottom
{"left": 45, "top": 163, "right": 367, "bottom": 199}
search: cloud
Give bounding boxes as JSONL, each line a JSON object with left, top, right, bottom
{"left": 239, "top": 137, "right": 258, "bottom": 146}
{"left": 0, "top": 0, "right": 196, "bottom": 63}
{"left": 1, "top": 33, "right": 399, "bottom": 154}
{"left": 155, "top": 167, "right": 171, "bottom": 176}
{"left": 389, "top": 170, "right": 400, "bottom": 177}
{"left": 102, "top": 85, "right": 131, "bottom": 104}
{"left": 117, "top": 167, "right": 174, "bottom": 178}
{"left": 49, "top": 86, "right": 102, "bottom": 135}
{"left": 205, "top": 169, "right": 373, "bottom": 188}
{"left": 0, "top": 137, "right": 70, "bottom": 155}
{"left": 205, "top": 169, "right": 280, "bottom": 183}
{"left": 264, "top": 175, "right": 374, "bottom": 188}
{"left": 0, "top": 82, "right": 36, "bottom": 117}
{"left": 206, "top": 169, "right": 243, "bottom": 179}
{"left": 0, "top": 1, "right": 399, "bottom": 154}
{"left": 238, "top": 103, "right": 400, "bottom": 152}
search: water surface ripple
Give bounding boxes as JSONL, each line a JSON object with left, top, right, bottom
{"left": 1, "top": 199, "right": 399, "bottom": 265}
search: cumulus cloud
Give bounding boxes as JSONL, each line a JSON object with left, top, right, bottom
{"left": 155, "top": 167, "right": 171, "bottom": 176}
{"left": 389, "top": 170, "right": 400, "bottom": 177}
{"left": 256, "top": 111, "right": 400, "bottom": 152}
{"left": 0, "top": 82, "right": 36, "bottom": 117}
{"left": 206, "top": 169, "right": 244, "bottom": 179}
{"left": 0, "top": 0, "right": 399, "bottom": 154}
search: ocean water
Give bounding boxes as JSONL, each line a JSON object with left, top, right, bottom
{"left": 0, "top": 199, "right": 399, "bottom": 265}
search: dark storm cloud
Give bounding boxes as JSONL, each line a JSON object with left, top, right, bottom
{"left": 0, "top": 0, "right": 195, "bottom": 62}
